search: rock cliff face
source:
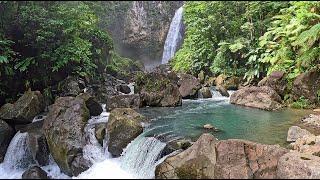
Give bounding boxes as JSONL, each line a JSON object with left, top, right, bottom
{"left": 106, "top": 1, "right": 184, "bottom": 65}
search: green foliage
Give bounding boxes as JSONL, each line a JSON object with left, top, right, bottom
{"left": 106, "top": 51, "right": 143, "bottom": 79}
{"left": 291, "top": 96, "right": 313, "bottom": 109}
{"left": 172, "top": 1, "right": 289, "bottom": 82}
{"left": 0, "top": 1, "right": 114, "bottom": 103}
{"left": 254, "top": 2, "right": 320, "bottom": 83}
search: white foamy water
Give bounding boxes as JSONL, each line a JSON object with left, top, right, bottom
{"left": 120, "top": 135, "right": 166, "bottom": 179}
{"left": 0, "top": 103, "right": 171, "bottom": 179}
{"left": 161, "top": 6, "right": 184, "bottom": 64}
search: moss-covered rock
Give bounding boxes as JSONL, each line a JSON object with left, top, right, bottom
{"left": 135, "top": 71, "right": 182, "bottom": 107}
{"left": 107, "top": 108, "right": 145, "bottom": 157}
{"left": 155, "top": 134, "right": 217, "bottom": 179}
{"left": 43, "top": 96, "right": 91, "bottom": 176}
{"left": 0, "top": 90, "right": 45, "bottom": 125}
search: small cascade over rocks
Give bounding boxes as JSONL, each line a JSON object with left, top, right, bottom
{"left": 2, "top": 132, "right": 35, "bottom": 170}
{"left": 161, "top": 6, "right": 184, "bottom": 64}
{"left": 120, "top": 135, "right": 167, "bottom": 179}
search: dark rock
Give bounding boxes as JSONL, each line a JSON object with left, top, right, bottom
{"left": 258, "top": 71, "right": 287, "bottom": 97}
{"left": 107, "top": 108, "right": 145, "bottom": 157}
{"left": 43, "top": 96, "right": 90, "bottom": 176}
{"left": 76, "top": 93, "right": 102, "bottom": 116}
{"left": 106, "top": 94, "right": 140, "bottom": 111}
{"left": 230, "top": 86, "right": 282, "bottom": 111}
{"left": 178, "top": 73, "right": 201, "bottom": 99}
{"left": 0, "top": 120, "right": 15, "bottom": 162}
{"left": 0, "top": 90, "right": 45, "bottom": 125}
{"left": 95, "top": 123, "right": 106, "bottom": 146}
{"left": 70, "top": 155, "right": 91, "bottom": 177}
{"left": 199, "top": 87, "right": 212, "bottom": 98}
{"left": 57, "top": 76, "right": 83, "bottom": 97}
{"left": 136, "top": 72, "right": 182, "bottom": 107}
{"left": 216, "top": 85, "right": 229, "bottom": 97}
{"left": 22, "top": 166, "right": 49, "bottom": 179}
{"left": 116, "top": 84, "right": 131, "bottom": 94}
{"left": 292, "top": 68, "right": 320, "bottom": 103}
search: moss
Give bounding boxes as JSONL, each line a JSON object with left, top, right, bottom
{"left": 134, "top": 72, "right": 172, "bottom": 93}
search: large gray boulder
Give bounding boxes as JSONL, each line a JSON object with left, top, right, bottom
{"left": 215, "top": 139, "right": 288, "bottom": 179}
{"left": 0, "top": 90, "right": 45, "bottom": 124}
{"left": 230, "top": 86, "right": 282, "bottom": 111}
{"left": 0, "top": 120, "right": 15, "bottom": 162}
{"left": 107, "top": 108, "right": 145, "bottom": 157}
{"left": 155, "top": 134, "right": 217, "bottom": 179}
{"left": 287, "top": 126, "right": 313, "bottom": 142}
{"left": 135, "top": 72, "right": 182, "bottom": 107}
{"left": 43, "top": 96, "right": 91, "bottom": 176}
{"left": 277, "top": 152, "right": 320, "bottom": 179}
{"left": 178, "top": 73, "right": 201, "bottom": 99}
{"left": 106, "top": 94, "right": 140, "bottom": 111}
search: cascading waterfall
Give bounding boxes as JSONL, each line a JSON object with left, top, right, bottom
{"left": 1, "top": 132, "right": 34, "bottom": 171}
{"left": 161, "top": 6, "right": 184, "bottom": 64}
{"left": 120, "top": 135, "right": 167, "bottom": 179}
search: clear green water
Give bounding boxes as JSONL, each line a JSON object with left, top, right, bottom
{"left": 139, "top": 97, "right": 309, "bottom": 146}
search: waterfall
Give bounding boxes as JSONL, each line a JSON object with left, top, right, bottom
{"left": 120, "top": 136, "right": 167, "bottom": 179}
{"left": 2, "top": 132, "right": 35, "bottom": 170}
{"left": 0, "top": 132, "right": 35, "bottom": 179}
{"left": 161, "top": 6, "right": 184, "bottom": 64}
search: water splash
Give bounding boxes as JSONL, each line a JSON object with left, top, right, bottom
{"left": 120, "top": 135, "right": 167, "bottom": 179}
{"left": 161, "top": 6, "right": 184, "bottom": 64}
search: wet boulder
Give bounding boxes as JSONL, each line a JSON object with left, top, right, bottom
{"left": 0, "top": 120, "right": 15, "bottom": 162}
{"left": 135, "top": 72, "right": 182, "bottom": 107}
{"left": 57, "top": 76, "right": 85, "bottom": 97}
{"left": 178, "top": 73, "right": 201, "bottom": 99}
{"left": 230, "top": 86, "right": 282, "bottom": 111}
{"left": 216, "top": 85, "right": 229, "bottom": 97}
{"left": 292, "top": 68, "right": 320, "bottom": 103}
{"left": 157, "top": 139, "right": 193, "bottom": 161}
{"left": 0, "top": 90, "right": 45, "bottom": 125}
{"left": 276, "top": 152, "right": 320, "bottom": 179}
{"left": 199, "top": 87, "right": 212, "bottom": 98}
{"left": 77, "top": 93, "right": 102, "bottom": 116}
{"left": 106, "top": 94, "right": 140, "bottom": 111}
{"left": 43, "top": 96, "right": 91, "bottom": 176}
{"left": 258, "top": 71, "right": 287, "bottom": 97}
{"left": 107, "top": 108, "right": 145, "bottom": 157}
{"left": 22, "top": 166, "right": 49, "bottom": 179}
{"left": 95, "top": 123, "right": 106, "bottom": 146}
{"left": 155, "top": 134, "right": 218, "bottom": 179}
{"left": 215, "top": 139, "right": 288, "bottom": 179}
{"left": 116, "top": 84, "right": 131, "bottom": 94}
